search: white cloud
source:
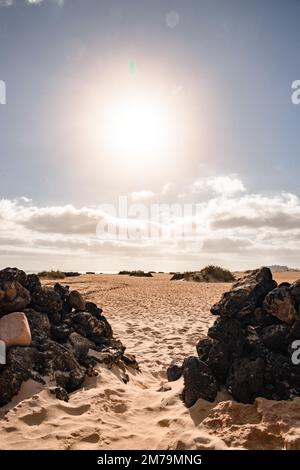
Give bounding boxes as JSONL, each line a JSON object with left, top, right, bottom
{"left": 206, "top": 175, "right": 246, "bottom": 196}
{"left": 1, "top": 178, "right": 300, "bottom": 271}
{"left": 162, "top": 183, "right": 171, "bottom": 195}
{"left": 192, "top": 179, "right": 205, "bottom": 194}
{"left": 0, "top": 0, "right": 64, "bottom": 6}
{"left": 191, "top": 175, "right": 246, "bottom": 196}
{"left": 209, "top": 192, "right": 300, "bottom": 230}
{"left": 130, "top": 190, "right": 155, "bottom": 201}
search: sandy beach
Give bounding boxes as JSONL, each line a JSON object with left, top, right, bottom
{"left": 0, "top": 272, "right": 300, "bottom": 450}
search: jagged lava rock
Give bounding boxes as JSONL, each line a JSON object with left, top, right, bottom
{"left": 0, "top": 266, "right": 139, "bottom": 407}
{"left": 0, "top": 347, "right": 39, "bottom": 406}
{"left": 208, "top": 316, "right": 246, "bottom": 355}
{"left": 196, "top": 337, "right": 213, "bottom": 360}
{"left": 290, "top": 279, "right": 300, "bottom": 307}
{"left": 24, "top": 308, "right": 51, "bottom": 342}
{"left": 0, "top": 312, "right": 32, "bottom": 347}
{"left": 175, "top": 267, "right": 300, "bottom": 407}
{"left": 263, "top": 284, "right": 298, "bottom": 324}
{"left": 36, "top": 338, "right": 86, "bottom": 392}
{"left": 68, "top": 290, "right": 86, "bottom": 312}
{"left": 226, "top": 357, "right": 265, "bottom": 404}
{"left": 30, "top": 287, "right": 63, "bottom": 320}
{"left": 182, "top": 356, "right": 218, "bottom": 407}
{"left": 0, "top": 267, "right": 28, "bottom": 286}
{"left": 211, "top": 267, "right": 277, "bottom": 318}
{"left": 0, "top": 281, "right": 31, "bottom": 316}
{"left": 167, "top": 358, "right": 184, "bottom": 381}
{"left": 260, "top": 324, "right": 291, "bottom": 352}
{"left": 26, "top": 274, "right": 42, "bottom": 293}
{"left": 170, "top": 273, "right": 185, "bottom": 281}
{"left": 68, "top": 332, "right": 94, "bottom": 361}
{"left": 72, "top": 311, "right": 113, "bottom": 344}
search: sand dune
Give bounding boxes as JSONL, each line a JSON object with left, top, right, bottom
{"left": 1, "top": 272, "right": 300, "bottom": 450}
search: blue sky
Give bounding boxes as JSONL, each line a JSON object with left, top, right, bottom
{"left": 0, "top": 0, "right": 300, "bottom": 271}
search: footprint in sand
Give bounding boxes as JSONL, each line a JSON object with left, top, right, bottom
{"left": 80, "top": 433, "right": 100, "bottom": 443}
{"left": 57, "top": 403, "right": 91, "bottom": 416}
{"left": 110, "top": 402, "right": 128, "bottom": 414}
{"left": 19, "top": 407, "right": 47, "bottom": 426}
{"left": 157, "top": 418, "right": 170, "bottom": 428}
{"left": 3, "top": 426, "right": 18, "bottom": 433}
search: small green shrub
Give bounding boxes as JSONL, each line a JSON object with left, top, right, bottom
{"left": 183, "top": 265, "right": 235, "bottom": 283}
{"left": 38, "top": 270, "right": 66, "bottom": 280}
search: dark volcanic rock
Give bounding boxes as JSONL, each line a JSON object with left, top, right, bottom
{"left": 122, "top": 354, "right": 140, "bottom": 370}
{"left": 53, "top": 282, "right": 70, "bottom": 299}
{"left": 291, "top": 319, "right": 300, "bottom": 339}
{"left": 196, "top": 338, "right": 213, "bottom": 361}
{"left": 0, "top": 280, "right": 31, "bottom": 316}
{"left": 208, "top": 317, "right": 246, "bottom": 356}
{"left": 72, "top": 312, "right": 113, "bottom": 344}
{"left": 263, "top": 284, "right": 298, "bottom": 324}
{"left": 49, "top": 386, "right": 69, "bottom": 402}
{"left": 260, "top": 324, "right": 291, "bottom": 353}
{"left": 85, "top": 301, "right": 103, "bottom": 318}
{"left": 37, "top": 339, "right": 85, "bottom": 392}
{"left": 226, "top": 357, "right": 265, "bottom": 403}
{"left": 289, "top": 280, "right": 300, "bottom": 309}
{"left": 182, "top": 356, "right": 218, "bottom": 407}
{"left": 51, "top": 324, "right": 72, "bottom": 342}
{"left": 206, "top": 340, "right": 230, "bottom": 385}
{"left": 26, "top": 274, "right": 42, "bottom": 293}
{"left": 211, "top": 267, "right": 276, "bottom": 318}
{"left": 0, "top": 267, "right": 28, "bottom": 287}
{"left": 175, "top": 267, "right": 300, "bottom": 406}
{"left": 24, "top": 308, "right": 51, "bottom": 342}
{"left": 68, "top": 332, "right": 94, "bottom": 361}
{"left": 263, "top": 352, "right": 292, "bottom": 400}
{"left": 0, "top": 347, "right": 40, "bottom": 406}
{"left": 68, "top": 290, "right": 86, "bottom": 312}
{"left": 30, "top": 287, "right": 63, "bottom": 319}
{"left": 197, "top": 335, "right": 230, "bottom": 384}
{"left": 0, "top": 265, "right": 138, "bottom": 408}
{"left": 170, "top": 273, "right": 184, "bottom": 281}
{"left": 167, "top": 359, "right": 184, "bottom": 382}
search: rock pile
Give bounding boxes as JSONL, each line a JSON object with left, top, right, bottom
{"left": 167, "top": 268, "right": 300, "bottom": 406}
{"left": 0, "top": 267, "right": 138, "bottom": 407}
{"left": 170, "top": 273, "right": 185, "bottom": 281}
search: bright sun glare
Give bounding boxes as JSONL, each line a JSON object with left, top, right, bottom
{"left": 104, "top": 96, "right": 171, "bottom": 160}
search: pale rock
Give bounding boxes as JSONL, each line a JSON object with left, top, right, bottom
{"left": 0, "top": 312, "right": 32, "bottom": 347}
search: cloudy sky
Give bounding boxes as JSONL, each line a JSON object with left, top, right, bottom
{"left": 0, "top": 0, "right": 300, "bottom": 272}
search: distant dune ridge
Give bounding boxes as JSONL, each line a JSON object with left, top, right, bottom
{"left": 267, "top": 265, "right": 300, "bottom": 273}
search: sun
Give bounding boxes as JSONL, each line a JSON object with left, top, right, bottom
{"left": 104, "top": 95, "right": 171, "bottom": 160}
